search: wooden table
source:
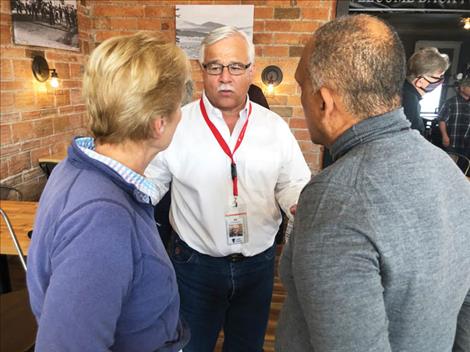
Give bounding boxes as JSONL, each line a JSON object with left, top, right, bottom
{"left": 0, "top": 201, "right": 38, "bottom": 256}
{"left": 38, "top": 150, "right": 67, "bottom": 164}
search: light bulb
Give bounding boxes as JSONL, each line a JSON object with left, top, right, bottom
{"left": 463, "top": 18, "right": 470, "bottom": 30}
{"left": 49, "top": 69, "right": 59, "bottom": 88}
{"left": 266, "top": 83, "right": 275, "bottom": 96}
{"left": 50, "top": 76, "right": 59, "bottom": 88}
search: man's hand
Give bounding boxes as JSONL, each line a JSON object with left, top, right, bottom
{"left": 442, "top": 135, "right": 450, "bottom": 147}
{"left": 289, "top": 204, "right": 297, "bottom": 216}
{"left": 439, "top": 121, "right": 450, "bottom": 148}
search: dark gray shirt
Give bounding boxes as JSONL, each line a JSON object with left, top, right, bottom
{"left": 276, "top": 109, "right": 470, "bottom": 352}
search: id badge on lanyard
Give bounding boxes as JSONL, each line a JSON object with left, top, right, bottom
{"left": 225, "top": 198, "right": 248, "bottom": 245}
{"left": 200, "top": 98, "right": 252, "bottom": 245}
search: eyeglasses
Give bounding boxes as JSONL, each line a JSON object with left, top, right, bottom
{"left": 421, "top": 74, "right": 445, "bottom": 84}
{"left": 202, "top": 62, "right": 251, "bottom": 76}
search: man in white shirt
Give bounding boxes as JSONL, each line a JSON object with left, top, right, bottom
{"left": 146, "top": 26, "right": 310, "bottom": 352}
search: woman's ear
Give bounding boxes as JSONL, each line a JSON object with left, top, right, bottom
{"left": 152, "top": 117, "right": 165, "bottom": 138}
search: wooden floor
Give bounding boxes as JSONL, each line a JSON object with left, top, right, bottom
{"left": 6, "top": 247, "right": 287, "bottom": 352}
{"left": 215, "top": 246, "right": 286, "bottom": 352}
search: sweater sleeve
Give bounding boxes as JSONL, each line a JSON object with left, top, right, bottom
{"left": 438, "top": 100, "right": 450, "bottom": 123}
{"left": 34, "top": 201, "right": 135, "bottom": 352}
{"left": 292, "top": 184, "right": 392, "bottom": 352}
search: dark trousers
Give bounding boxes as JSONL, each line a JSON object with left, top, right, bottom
{"left": 169, "top": 233, "right": 275, "bottom": 352}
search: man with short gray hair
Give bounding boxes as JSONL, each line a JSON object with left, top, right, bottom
{"left": 147, "top": 26, "right": 310, "bottom": 351}
{"left": 402, "top": 47, "right": 450, "bottom": 134}
{"left": 276, "top": 14, "right": 470, "bottom": 352}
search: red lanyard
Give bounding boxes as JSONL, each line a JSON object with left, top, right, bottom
{"left": 199, "top": 98, "right": 252, "bottom": 199}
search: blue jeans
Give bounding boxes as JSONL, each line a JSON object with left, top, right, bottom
{"left": 169, "top": 233, "right": 275, "bottom": 352}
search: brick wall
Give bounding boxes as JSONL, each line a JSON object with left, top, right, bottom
{"left": 0, "top": 0, "right": 93, "bottom": 199}
{"left": 1, "top": 0, "right": 335, "bottom": 199}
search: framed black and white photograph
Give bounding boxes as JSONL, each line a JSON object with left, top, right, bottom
{"left": 11, "top": 0, "right": 79, "bottom": 51}
{"left": 175, "top": 4, "right": 254, "bottom": 59}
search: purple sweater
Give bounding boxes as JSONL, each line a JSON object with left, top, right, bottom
{"left": 27, "top": 140, "right": 189, "bottom": 352}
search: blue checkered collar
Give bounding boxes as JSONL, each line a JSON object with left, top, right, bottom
{"left": 76, "top": 137, "right": 159, "bottom": 205}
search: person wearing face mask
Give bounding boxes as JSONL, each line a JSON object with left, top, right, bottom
{"left": 145, "top": 26, "right": 310, "bottom": 351}
{"left": 438, "top": 76, "right": 470, "bottom": 174}
{"left": 402, "top": 47, "right": 450, "bottom": 135}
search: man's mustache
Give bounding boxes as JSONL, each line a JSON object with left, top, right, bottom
{"left": 217, "top": 84, "right": 234, "bottom": 92}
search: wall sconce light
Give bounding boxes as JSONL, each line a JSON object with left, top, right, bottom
{"left": 261, "top": 65, "right": 283, "bottom": 97}
{"left": 462, "top": 17, "right": 470, "bottom": 30}
{"left": 32, "top": 55, "right": 59, "bottom": 88}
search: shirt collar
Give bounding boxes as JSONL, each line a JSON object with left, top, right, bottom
{"left": 202, "top": 91, "right": 250, "bottom": 123}
{"left": 75, "top": 137, "right": 159, "bottom": 205}
{"left": 330, "top": 108, "right": 410, "bottom": 161}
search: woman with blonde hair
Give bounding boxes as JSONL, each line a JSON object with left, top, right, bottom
{"left": 27, "top": 32, "right": 191, "bottom": 351}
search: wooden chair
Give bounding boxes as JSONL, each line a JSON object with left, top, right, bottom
{"left": 0, "top": 208, "right": 28, "bottom": 272}
{"left": 0, "top": 185, "right": 23, "bottom": 293}
{"left": 39, "top": 161, "right": 58, "bottom": 178}
{"left": 0, "top": 185, "right": 23, "bottom": 201}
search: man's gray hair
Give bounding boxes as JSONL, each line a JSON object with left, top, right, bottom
{"left": 199, "top": 26, "right": 255, "bottom": 65}
{"left": 406, "top": 47, "right": 450, "bottom": 80}
{"left": 307, "top": 14, "right": 406, "bottom": 120}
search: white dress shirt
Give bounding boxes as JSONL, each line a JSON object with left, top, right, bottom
{"left": 145, "top": 93, "right": 311, "bottom": 257}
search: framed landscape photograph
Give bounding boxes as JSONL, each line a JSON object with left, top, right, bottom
{"left": 176, "top": 4, "right": 254, "bottom": 59}
{"left": 11, "top": 0, "right": 79, "bottom": 51}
